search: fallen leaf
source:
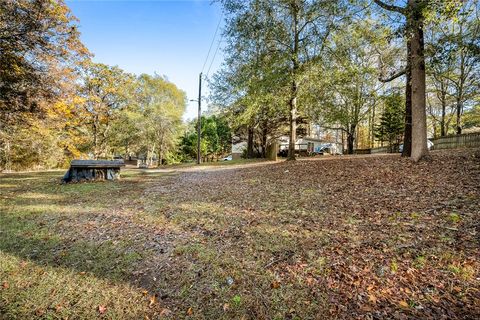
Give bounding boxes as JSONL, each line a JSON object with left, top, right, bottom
{"left": 368, "top": 294, "right": 377, "bottom": 304}
{"left": 223, "top": 303, "right": 230, "bottom": 311}
{"left": 98, "top": 305, "right": 107, "bottom": 314}
{"left": 399, "top": 300, "right": 409, "bottom": 308}
{"left": 271, "top": 280, "right": 280, "bottom": 289}
{"left": 35, "top": 308, "right": 45, "bottom": 316}
{"left": 187, "top": 307, "right": 193, "bottom": 316}
{"left": 149, "top": 295, "right": 156, "bottom": 307}
{"left": 2, "top": 281, "right": 9, "bottom": 289}
{"left": 159, "top": 308, "right": 172, "bottom": 316}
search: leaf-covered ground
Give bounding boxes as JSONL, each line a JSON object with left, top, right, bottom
{"left": 1, "top": 150, "right": 479, "bottom": 319}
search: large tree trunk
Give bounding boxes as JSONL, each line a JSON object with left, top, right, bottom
{"left": 347, "top": 124, "right": 356, "bottom": 155}
{"left": 409, "top": 2, "right": 428, "bottom": 162}
{"left": 402, "top": 37, "right": 412, "bottom": 157}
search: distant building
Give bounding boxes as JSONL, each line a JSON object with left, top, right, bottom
{"left": 232, "top": 141, "right": 247, "bottom": 160}
{"left": 278, "top": 136, "right": 343, "bottom": 156}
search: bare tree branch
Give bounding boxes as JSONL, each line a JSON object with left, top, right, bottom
{"left": 372, "top": 0, "right": 406, "bottom": 15}
{"left": 379, "top": 68, "right": 406, "bottom": 82}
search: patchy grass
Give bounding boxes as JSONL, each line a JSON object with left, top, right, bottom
{"left": 1, "top": 149, "right": 479, "bottom": 319}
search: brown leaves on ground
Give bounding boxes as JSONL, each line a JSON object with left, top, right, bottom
{"left": 140, "top": 149, "right": 479, "bottom": 319}
{"left": 1, "top": 149, "right": 479, "bottom": 319}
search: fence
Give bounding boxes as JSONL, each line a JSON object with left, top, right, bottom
{"left": 431, "top": 132, "right": 480, "bottom": 150}
{"left": 353, "top": 132, "right": 480, "bottom": 154}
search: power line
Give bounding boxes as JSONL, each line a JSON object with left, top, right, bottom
{"left": 206, "top": 35, "right": 223, "bottom": 78}
{"left": 201, "top": 14, "right": 223, "bottom": 74}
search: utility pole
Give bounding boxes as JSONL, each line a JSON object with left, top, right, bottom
{"left": 197, "top": 72, "right": 202, "bottom": 165}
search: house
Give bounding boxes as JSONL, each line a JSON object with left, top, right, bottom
{"left": 232, "top": 141, "right": 247, "bottom": 160}
{"left": 278, "top": 136, "right": 343, "bottom": 156}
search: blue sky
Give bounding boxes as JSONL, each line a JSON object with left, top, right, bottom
{"left": 66, "top": 0, "right": 224, "bottom": 120}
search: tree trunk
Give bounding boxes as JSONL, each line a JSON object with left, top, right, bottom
{"left": 402, "top": 36, "right": 412, "bottom": 157}
{"left": 347, "top": 132, "right": 355, "bottom": 155}
{"left": 456, "top": 98, "right": 463, "bottom": 135}
{"left": 93, "top": 115, "right": 99, "bottom": 159}
{"left": 456, "top": 49, "right": 465, "bottom": 135}
{"left": 370, "top": 103, "right": 376, "bottom": 148}
{"left": 347, "top": 124, "right": 356, "bottom": 154}
{"left": 261, "top": 123, "right": 267, "bottom": 158}
{"left": 287, "top": 2, "right": 299, "bottom": 161}
{"left": 288, "top": 85, "right": 298, "bottom": 161}
{"left": 247, "top": 126, "right": 254, "bottom": 158}
{"left": 409, "top": 2, "right": 428, "bottom": 162}
{"left": 440, "top": 86, "right": 447, "bottom": 136}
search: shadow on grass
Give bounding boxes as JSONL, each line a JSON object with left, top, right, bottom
{"left": 0, "top": 212, "right": 143, "bottom": 282}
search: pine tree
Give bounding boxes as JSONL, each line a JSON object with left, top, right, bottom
{"left": 375, "top": 93, "right": 405, "bottom": 152}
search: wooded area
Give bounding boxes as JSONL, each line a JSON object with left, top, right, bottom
{"left": 211, "top": 0, "right": 480, "bottom": 161}
{"left": 1, "top": 1, "right": 479, "bottom": 171}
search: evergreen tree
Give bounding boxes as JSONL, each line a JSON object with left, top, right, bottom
{"left": 375, "top": 93, "right": 405, "bottom": 152}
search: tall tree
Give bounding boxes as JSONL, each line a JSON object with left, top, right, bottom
{"left": 430, "top": 0, "right": 480, "bottom": 134}
{"left": 373, "top": 0, "right": 466, "bottom": 161}
{"left": 78, "top": 62, "right": 135, "bottom": 159}
{"left": 217, "top": 0, "right": 339, "bottom": 160}
{"left": 0, "top": 0, "right": 87, "bottom": 116}
{"left": 0, "top": 0, "right": 87, "bottom": 170}
{"left": 312, "top": 20, "right": 384, "bottom": 154}
{"left": 373, "top": 0, "right": 429, "bottom": 161}
{"left": 135, "top": 74, "right": 186, "bottom": 165}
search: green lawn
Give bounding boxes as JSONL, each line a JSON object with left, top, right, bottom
{"left": 1, "top": 150, "right": 479, "bottom": 319}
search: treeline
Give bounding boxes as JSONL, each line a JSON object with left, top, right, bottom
{"left": 180, "top": 115, "right": 232, "bottom": 162}
{"left": 0, "top": 0, "right": 186, "bottom": 171}
{"left": 211, "top": 0, "right": 480, "bottom": 160}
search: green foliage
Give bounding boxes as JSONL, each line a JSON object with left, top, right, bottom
{"left": 463, "top": 105, "right": 480, "bottom": 129}
{"left": 375, "top": 92, "right": 405, "bottom": 151}
{"left": 179, "top": 115, "right": 232, "bottom": 162}
{"left": 0, "top": 0, "right": 87, "bottom": 115}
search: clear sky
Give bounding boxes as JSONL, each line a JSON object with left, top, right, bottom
{"left": 66, "top": 0, "right": 224, "bottom": 120}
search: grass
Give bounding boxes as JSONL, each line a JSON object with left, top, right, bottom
{"left": 0, "top": 149, "right": 479, "bottom": 319}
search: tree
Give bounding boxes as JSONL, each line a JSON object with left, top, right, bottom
{"left": 0, "top": 0, "right": 87, "bottom": 115}
{"left": 373, "top": 0, "right": 466, "bottom": 161}
{"left": 375, "top": 93, "right": 405, "bottom": 151}
{"left": 217, "top": 0, "right": 339, "bottom": 160}
{"left": 0, "top": 0, "right": 87, "bottom": 170}
{"left": 463, "top": 104, "right": 480, "bottom": 130}
{"left": 313, "top": 20, "right": 384, "bottom": 154}
{"left": 373, "top": 0, "right": 428, "bottom": 161}
{"left": 78, "top": 62, "right": 135, "bottom": 159}
{"left": 135, "top": 74, "right": 186, "bottom": 165}
{"left": 427, "top": 0, "right": 480, "bottom": 135}
{"left": 212, "top": 0, "right": 290, "bottom": 159}
{"left": 179, "top": 115, "right": 232, "bottom": 162}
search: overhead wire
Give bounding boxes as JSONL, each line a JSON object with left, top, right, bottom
{"left": 201, "top": 14, "right": 223, "bottom": 75}
{"left": 205, "top": 33, "right": 223, "bottom": 78}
